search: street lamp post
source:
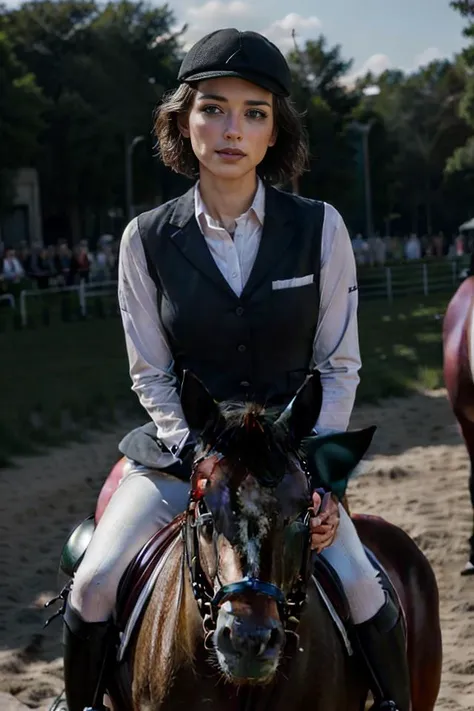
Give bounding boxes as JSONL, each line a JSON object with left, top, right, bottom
{"left": 125, "top": 135, "right": 145, "bottom": 222}
{"left": 351, "top": 120, "right": 375, "bottom": 239}
{"left": 350, "top": 85, "right": 380, "bottom": 239}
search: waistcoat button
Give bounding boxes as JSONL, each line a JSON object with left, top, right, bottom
{"left": 235, "top": 306, "right": 244, "bottom": 316}
{"left": 237, "top": 344, "right": 247, "bottom": 353}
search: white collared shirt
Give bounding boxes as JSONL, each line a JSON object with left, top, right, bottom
{"left": 118, "top": 180, "right": 361, "bottom": 464}
{"left": 194, "top": 177, "right": 265, "bottom": 297}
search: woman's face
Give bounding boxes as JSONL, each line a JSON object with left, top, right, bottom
{"left": 179, "top": 77, "right": 277, "bottom": 182}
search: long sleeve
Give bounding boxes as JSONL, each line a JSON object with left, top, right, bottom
{"left": 311, "top": 204, "right": 361, "bottom": 435}
{"left": 118, "top": 218, "right": 190, "bottom": 463}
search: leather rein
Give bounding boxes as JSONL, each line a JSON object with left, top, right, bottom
{"left": 184, "top": 451, "right": 312, "bottom": 649}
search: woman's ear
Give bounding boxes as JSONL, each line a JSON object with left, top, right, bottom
{"left": 177, "top": 113, "right": 190, "bottom": 138}
{"left": 268, "top": 125, "right": 278, "bottom": 147}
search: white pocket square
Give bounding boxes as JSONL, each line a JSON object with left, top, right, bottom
{"left": 272, "top": 274, "right": 314, "bottom": 290}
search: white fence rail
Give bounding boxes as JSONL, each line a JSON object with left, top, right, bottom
{"left": 18, "top": 280, "right": 118, "bottom": 327}
{"left": 358, "top": 260, "right": 464, "bottom": 303}
{"left": 0, "top": 260, "right": 469, "bottom": 329}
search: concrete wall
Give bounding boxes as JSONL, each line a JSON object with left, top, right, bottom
{"left": 1, "top": 168, "right": 43, "bottom": 247}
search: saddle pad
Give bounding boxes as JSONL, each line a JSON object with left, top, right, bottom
{"left": 311, "top": 574, "right": 354, "bottom": 656}
{"left": 117, "top": 534, "right": 181, "bottom": 661}
{"left": 115, "top": 513, "right": 184, "bottom": 630}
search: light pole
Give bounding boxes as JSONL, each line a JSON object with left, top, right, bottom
{"left": 349, "top": 85, "right": 381, "bottom": 238}
{"left": 350, "top": 119, "right": 375, "bottom": 238}
{"left": 125, "top": 135, "right": 145, "bottom": 222}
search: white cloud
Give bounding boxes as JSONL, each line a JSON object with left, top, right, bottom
{"left": 181, "top": 1, "right": 255, "bottom": 49}
{"left": 187, "top": 0, "right": 252, "bottom": 23}
{"left": 262, "top": 13, "right": 322, "bottom": 52}
{"left": 180, "top": 7, "right": 322, "bottom": 54}
{"left": 342, "top": 47, "right": 448, "bottom": 88}
{"left": 341, "top": 53, "right": 392, "bottom": 87}
{"left": 412, "top": 47, "right": 445, "bottom": 69}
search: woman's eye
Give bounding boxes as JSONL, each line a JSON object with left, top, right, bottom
{"left": 202, "top": 105, "right": 221, "bottom": 115}
{"left": 247, "top": 109, "right": 267, "bottom": 120}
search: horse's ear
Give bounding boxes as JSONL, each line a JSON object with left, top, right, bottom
{"left": 180, "top": 370, "right": 222, "bottom": 434}
{"left": 275, "top": 374, "right": 323, "bottom": 444}
{"left": 304, "top": 426, "right": 377, "bottom": 498}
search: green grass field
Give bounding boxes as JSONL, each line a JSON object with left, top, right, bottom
{"left": 0, "top": 292, "right": 452, "bottom": 465}
{"left": 357, "top": 294, "right": 446, "bottom": 402}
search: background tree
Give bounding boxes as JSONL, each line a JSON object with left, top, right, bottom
{"left": 0, "top": 30, "right": 46, "bottom": 215}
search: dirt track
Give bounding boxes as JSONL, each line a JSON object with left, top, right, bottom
{"left": 0, "top": 392, "right": 473, "bottom": 710}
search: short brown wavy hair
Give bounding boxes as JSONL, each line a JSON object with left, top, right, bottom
{"left": 154, "top": 83, "right": 308, "bottom": 184}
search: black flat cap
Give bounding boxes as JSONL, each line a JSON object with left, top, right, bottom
{"left": 178, "top": 28, "right": 292, "bottom": 97}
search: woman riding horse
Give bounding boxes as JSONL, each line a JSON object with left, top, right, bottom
{"left": 62, "top": 28, "right": 410, "bottom": 711}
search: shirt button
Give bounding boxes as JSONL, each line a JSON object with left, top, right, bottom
{"left": 231, "top": 272, "right": 238, "bottom": 279}
{"left": 237, "top": 344, "right": 247, "bottom": 353}
{"left": 240, "top": 380, "right": 250, "bottom": 388}
{"left": 235, "top": 306, "right": 244, "bottom": 316}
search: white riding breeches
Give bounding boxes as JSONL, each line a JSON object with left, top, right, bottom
{"left": 70, "top": 462, "right": 384, "bottom": 625}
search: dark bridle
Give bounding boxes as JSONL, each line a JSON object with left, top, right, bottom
{"left": 184, "top": 448, "right": 313, "bottom": 649}
{"left": 178, "top": 370, "right": 327, "bottom": 650}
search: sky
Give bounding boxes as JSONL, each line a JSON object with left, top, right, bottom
{"left": 169, "top": 0, "right": 469, "bottom": 82}
{"left": 3, "top": 0, "right": 468, "bottom": 82}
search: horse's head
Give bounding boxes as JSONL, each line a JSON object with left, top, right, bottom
{"left": 181, "top": 372, "right": 323, "bottom": 684}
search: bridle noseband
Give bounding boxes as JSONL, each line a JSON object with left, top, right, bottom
{"left": 184, "top": 452, "right": 312, "bottom": 650}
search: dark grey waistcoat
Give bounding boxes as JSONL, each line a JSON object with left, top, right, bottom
{"left": 119, "top": 183, "right": 325, "bottom": 468}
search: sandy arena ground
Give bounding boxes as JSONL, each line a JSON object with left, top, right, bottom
{"left": 0, "top": 391, "right": 473, "bottom": 710}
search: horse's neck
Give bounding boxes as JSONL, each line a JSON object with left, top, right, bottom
{"left": 133, "top": 534, "right": 202, "bottom": 709}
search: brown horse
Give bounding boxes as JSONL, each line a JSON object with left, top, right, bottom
{"left": 57, "top": 373, "right": 441, "bottom": 710}
{"left": 443, "top": 274, "right": 474, "bottom": 574}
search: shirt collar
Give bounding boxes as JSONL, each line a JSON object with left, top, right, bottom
{"left": 194, "top": 177, "right": 265, "bottom": 230}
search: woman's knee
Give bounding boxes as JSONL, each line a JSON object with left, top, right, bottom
{"left": 70, "top": 560, "right": 117, "bottom": 622}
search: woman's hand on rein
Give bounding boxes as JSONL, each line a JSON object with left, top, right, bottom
{"left": 309, "top": 491, "right": 340, "bottom": 553}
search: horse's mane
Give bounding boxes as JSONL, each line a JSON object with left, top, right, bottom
{"left": 133, "top": 524, "right": 202, "bottom": 709}
{"left": 206, "top": 402, "right": 297, "bottom": 487}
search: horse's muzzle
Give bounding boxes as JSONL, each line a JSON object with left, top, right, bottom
{"left": 214, "top": 606, "right": 285, "bottom": 682}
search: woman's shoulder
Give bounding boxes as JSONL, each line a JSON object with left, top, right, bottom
{"left": 121, "top": 187, "right": 195, "bottom": 246}
{"left": 136, "top": 191, "right": 190, "bottom": 227}
{"left": 268, "top": 186, "right": 343, "bottom": 227}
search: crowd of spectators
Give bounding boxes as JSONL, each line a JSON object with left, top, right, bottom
{"left": 0, "top": 235, "right": 119, "bottom": 295}
{"left": 1, "top": 229, "right": 471, "bottom": 300}
{"left": 350, "top": 232, "right": 469, "bottom": 266}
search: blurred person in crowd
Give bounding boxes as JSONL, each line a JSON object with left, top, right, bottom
{"left": 72, "top": 241, "right": 91, "bottom": 283}
{"left": 352, "top": 232, "right": 368, "bottom": 265}
{"left": 56, "top": 242, "right": 73, "bottom": 286}
{"left": 390, "top": 235, "right": 403, "bottom": 261}
{"left": 373, "top": 234, "right": 386, "bottom": 265}
{"left": 433, "top": 232, "right": 444, "bottom": 258}
{"left": 404, "top": 233, "right": 421, "bottom": 261}
{"left": 455, "top": 233, "right": 465, "bottom": 258}
{"left": 2, "top": 247, "right": 25, "bottom": 282}
{"left": 92, "top": 243, "right": 116, "bottom": 282}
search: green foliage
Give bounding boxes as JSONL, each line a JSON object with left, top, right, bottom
{"left": 0, "top": 0, "right": 184, "bottom": 240}
{"left": 288, "top": 36, "right": 358, "bottom": 212}
{"left": 0, "top": 30, "right": 46, "bottom": 212}
{"left": 1, "top": 0, "right": 473, "bottom": 237}
{"left": 446, "top": 0, "right": 474, "bottom": 212}
{"left": 353, "top": 59, "right": 470, "bottom": 234}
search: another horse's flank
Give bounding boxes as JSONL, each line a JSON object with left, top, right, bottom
{"left": 353, "top": 515, "right": 442, "bottom": 711}
{"left": 443, "top": 275, "right": 474, "bottom": 572}
{"left": 98, "top": 373, "right": 441, "bottom": 711}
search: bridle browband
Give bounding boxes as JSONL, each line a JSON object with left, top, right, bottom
{"left": 184, "top": 451, "right": 312, "bottom": 650}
